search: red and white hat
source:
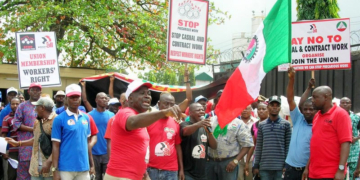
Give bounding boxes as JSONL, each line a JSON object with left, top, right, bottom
{"left": 29, "top": 83, "right": 42, "bottom": 90}
{"left": 125, "top": 80, "right": 152, "bottom": 100}
{"left": 65, "top": 84, "right": 81, "bottom": 97}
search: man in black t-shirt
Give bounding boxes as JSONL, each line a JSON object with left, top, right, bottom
{"left": 181, "top": 103, "right": 217, "bottom": 180}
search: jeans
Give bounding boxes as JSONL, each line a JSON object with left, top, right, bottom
{"left": 283, "top": 164, "right": 305, "bottom": 180}
{"left": 147, "top": 167, "right": 178, "bottom": 180}
{"left": 93, "top": 154, "right": 109, "bottom": 180}
{"left": 206, "top": 158, "right": 238, "bottom": 180}
{"left": 259, "top": 170, "right": 283, "bottom": 180}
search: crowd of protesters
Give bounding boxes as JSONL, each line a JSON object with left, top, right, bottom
{"left": 0, "top": 66, "right": 359, "bottom": 180}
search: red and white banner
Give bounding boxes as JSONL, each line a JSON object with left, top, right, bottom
{"left": 278, "top": 18, "right": 351, "bottom": 71}
{"left": 167, "top": 0, "right": 209, "bottom": 64}
{"left": 15, "top": 32, "right": 61, "bottom": 89}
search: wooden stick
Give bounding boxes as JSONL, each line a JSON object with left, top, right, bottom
{"left": 311, "top": 70, "right": 315, "bottom": 88}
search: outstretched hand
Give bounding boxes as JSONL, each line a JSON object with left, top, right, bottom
{"left": 288, "top": 65, "right": 295, "bottom": 79}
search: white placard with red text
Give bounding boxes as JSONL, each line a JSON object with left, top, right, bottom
{"left": 278, "top": 18, "right": 351, "bottom": 71}
{"left": 167, "top": 0, "right": 209, "bottom": 64}
{"left": 15, "top": 32, "right": 61, "bottom": 89}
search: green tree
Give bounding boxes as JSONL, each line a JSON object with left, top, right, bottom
{"left": 0, "top": 0, "right": 228, "bottom": 70}
{"left": 138, "top": 65, "right": 196, "bottom": 86}
{"left": 296, "top": 0, "right": 340, "bottom": 20}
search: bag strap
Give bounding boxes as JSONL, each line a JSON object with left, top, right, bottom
{"left": 39, "top": 119, "right": 46, "bottom": 135}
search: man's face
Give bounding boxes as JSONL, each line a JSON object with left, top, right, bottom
{"left": 29, "top": 87, "right": 41, "bottom": 101}
{"left": 241, "top": 105, "right": 252, "bottom": 119}
{"left": 189, "top": 103, "right": 205, "bottom": 122}
{"left": 109, "top": 104, "right": 120, "bottom": 114}
{"left": 311, "top": 91, "right": 325, "bottom": 110}
{"left": 158, "top": 95, "right": 175, "bottom": 110}
{"left": 129, "top": 86, "right": 152, "bottom": 113}
{"left": 67, "top": 95, "right": 81, "bottom": 110}
{"left": 35, "top": 105, "right": 44, "bottom": 118}
{"left": 7, "top": 92, "right": 17, "bottom": 103}
{"left": 267, "top": 102, "right": 281, "bottom": 116}
{"left": 257, "top": 104, "right": 269, "bottom": 120}
{"left": 119, "top": 94, "right": 127, "bottom": 108}
{"left": 302, "top": 102, "right": 316, "bottom": 121}
{"left": 197, "top": 100, "right": 207, "bottom": 112}
{"left": 18, "top": 94, "right": 25, "bottom": 103}
{"left": 96, "top": 93, "right": 109, "bottom": 108}
{"left": 340, "top": 99, "right": 351, "bottom": 112}
{"left": 55, "top": 95, "right": 65, "bottom": 103}
{"left": 10, "top": 99, "right": 20, "bottom": 112}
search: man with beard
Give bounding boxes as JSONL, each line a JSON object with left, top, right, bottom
{"left": 53, "top": 90, "right": 65, "bottom": 112}
{"left": 52, "top": 84, "right": 95, "bottom": 180}
{"left": 181, "top": 103, "right": 217, "bottom": 180}
{"left": 89, "top": 92, "right": 114, "bottom": 180}
{"left": 284, "top": 66, "right": 316, "bottom": 180}
{"left": 105, "top": 80, "right": 184, "bottom": 180}
{"left": 13, "top": 83, "right": 42, "bottom": 179}
{"left": 253, "top": 96, "right": 292, "bottom": 180}
{"left": 339, "top": 97, "right": 359, "bottom": 180}
{"left": 309, "top": 86, "right": 352, "bottom": 180}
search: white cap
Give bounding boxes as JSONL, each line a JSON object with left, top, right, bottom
{"left": 108, "top": 98, "right": 121, "bottom": 105}
{"left": 31, "top": 97, "right": 54, "bottom": 109}
{"left": 65, "top": 84, "right": 81, "bottom": 97}
{"left": 54, "top": 90, "right": 66, "bottom": 98}
{"left": 125, "top": 80, "right": 152, "bottom": 100}
{"left": 7, "top": 87, "right": 18, "bottom": 95}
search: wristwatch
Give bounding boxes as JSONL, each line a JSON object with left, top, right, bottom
{"left": 233, "top": 159, "right": 239, "bottom": 165}
{"left": 51, "top": 167, "right": 58, "bottom": 172}
{"left": 339, "top": 165, "right": 345, "bottom": 171}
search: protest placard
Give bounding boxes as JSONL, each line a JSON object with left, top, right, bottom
{"left": 167, "top": 0, "right": 209, "bottom": 64}
{"left": 278, "top": 18, "right": 351, "bottom": 71}
{"left": 15, "top": 32, "right": 61, "bottom": 89}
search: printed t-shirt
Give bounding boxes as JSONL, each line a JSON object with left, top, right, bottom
{"left": 180, "top": 121, "right": 208, "bottom": 180}
{"left": 147, "top": 117, "right": 181, "bottom": 171}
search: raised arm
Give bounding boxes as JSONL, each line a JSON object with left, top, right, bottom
{"left": 126, "top": 105, "right": 182, "bottom": 131}
{"left": 299, "top": 78, "right": 315, "bottom": 109}
{"left": 184, "top": 67, "right": 192, "bottom": 108}
{"left": 287, "top": 66, "right": 296, "bottom": 111}
{"left": 109, "top": 76, "right": 115, "bottom": 98}
{"left": 80, "top": 81, "right": 93, "bottom": 112}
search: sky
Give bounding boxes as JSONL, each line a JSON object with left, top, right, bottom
{"left": 194, "top": 0, "right": 360, "bottom": 75}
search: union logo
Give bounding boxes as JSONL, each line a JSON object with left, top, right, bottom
{"left": 242, "top": 35, "right": 258, "bottom": 63}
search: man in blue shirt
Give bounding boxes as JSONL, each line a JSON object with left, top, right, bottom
{"left": 89, "top": 92, "right": 114, "bottom": 180}
{"left": 51, "top": 84, "right": 94, "bottom": 180}
{"left": 0, "top": 87, "right": 18, "bottom": 126}
{"left": 284, "top": 66, "right": 316, "bottom": 180}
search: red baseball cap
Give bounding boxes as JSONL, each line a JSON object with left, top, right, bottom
{"left": 29, "top": 83, "right": 42, "bottom": 90}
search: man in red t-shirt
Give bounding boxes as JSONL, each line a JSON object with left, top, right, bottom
{"left": 104, "top": 80, "right": 184, "bottom": 180}
{"left": 147, "top": 92, "right": 184, "bottom": 180}
{"left": 308, "top": 86, "right": 352, "bottom": 179}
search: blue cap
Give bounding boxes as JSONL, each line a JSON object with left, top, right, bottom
{"left": 195, "top": 95, "right": 208, "bottom": 103}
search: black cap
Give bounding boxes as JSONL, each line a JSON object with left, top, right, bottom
{"left": 268, "top": 95, "right": 281, "bottom": 104}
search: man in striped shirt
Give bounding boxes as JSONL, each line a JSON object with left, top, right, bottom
{"left": 1, "top": 97, "right": 20, "bottom": 180}
{"left": 253, "top": 96, "right": 292, "bottom": 180}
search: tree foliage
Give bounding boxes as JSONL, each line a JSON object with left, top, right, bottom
{"left": 296, "top": 0, "right": 340, "bottom": 20}
{"left": 138, "top": 66, "right": 196, "bottom": 86}
{"left": 0, "top": 0, "right": 228, "bottom": 70}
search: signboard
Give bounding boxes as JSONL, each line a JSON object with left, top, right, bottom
{"left": 278, "top": 18, "right": 351, "bottom": 71}
{"left": 15, "top": 32, "right": 61, "bottom": 89}
{"left": 167, "top": 0, "right": 209, "bottom": 64}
